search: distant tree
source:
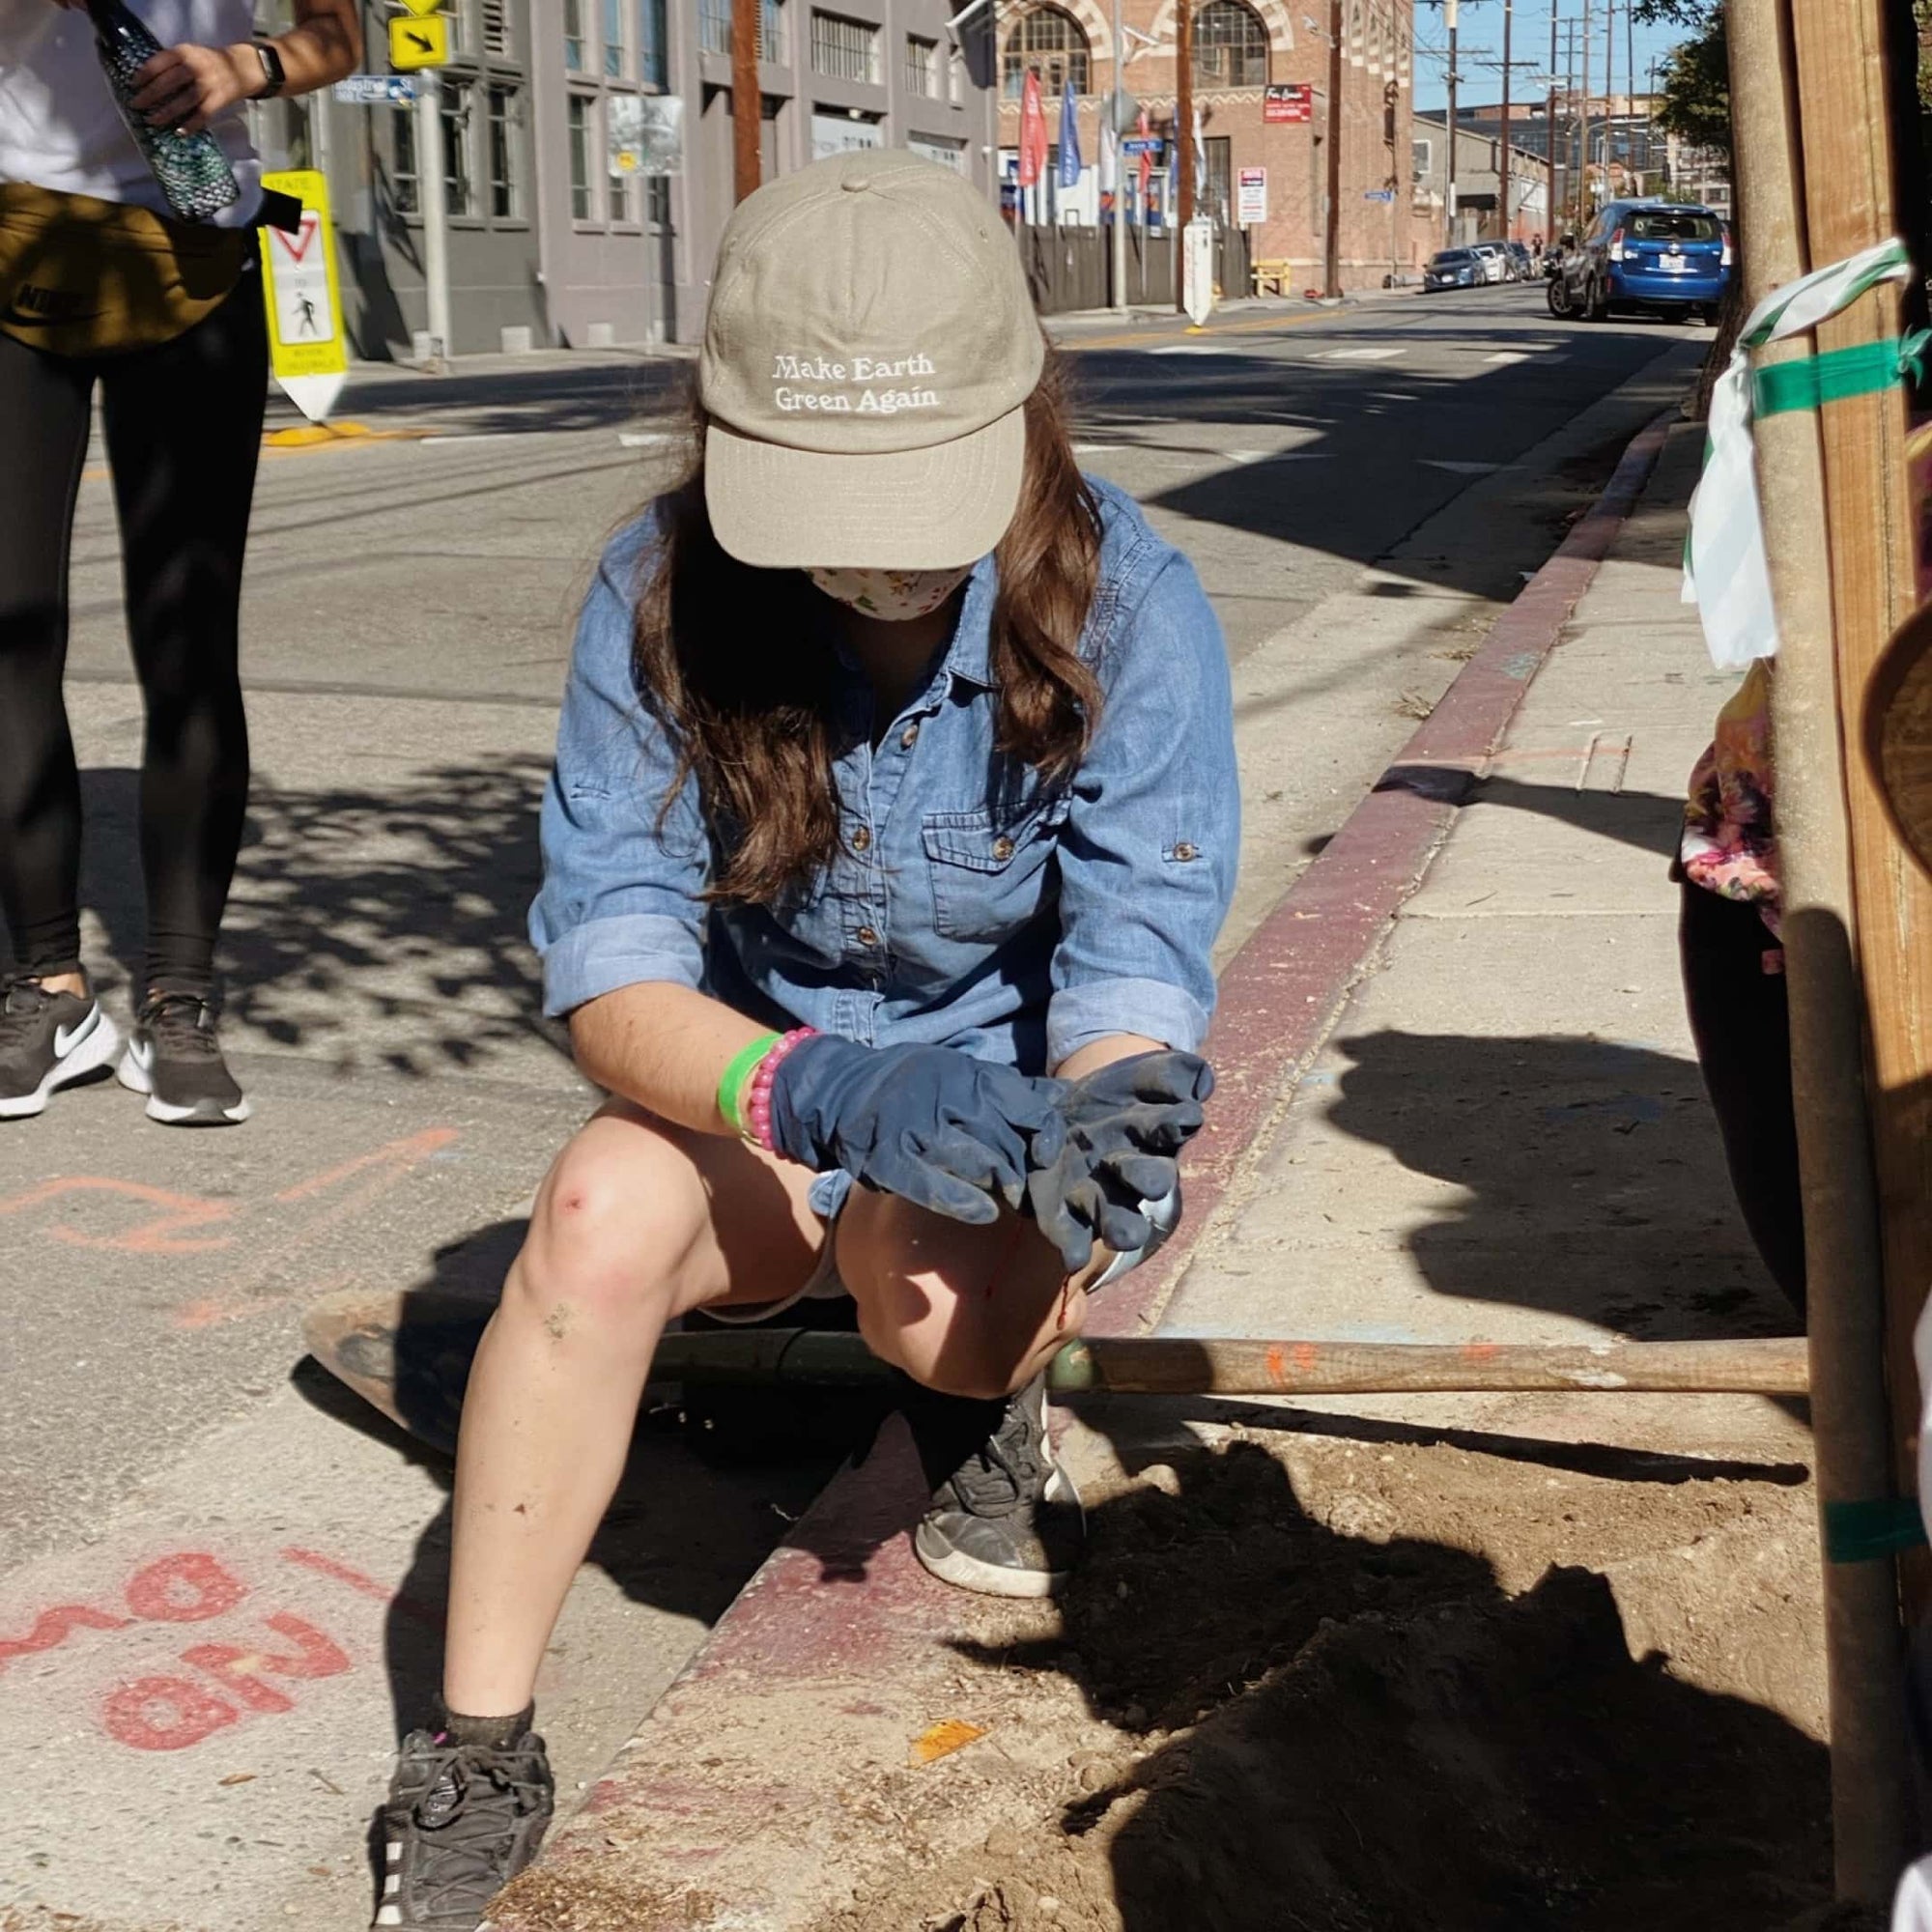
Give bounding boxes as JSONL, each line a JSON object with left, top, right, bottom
{"left": 1653, "top": 12, "right": 1731, "bottom": 162}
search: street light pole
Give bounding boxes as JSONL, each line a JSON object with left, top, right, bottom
{"left": 1499, "top": 0, "right": 1513, "bottom": 239}
{"left": 1176, "top": 0, "right": 1193, "bottom": 309}
{"left": 414, "top": 78, "right": 451, "bottom": 363}
{"left": 1577, "top": 0, "right": 1591, "bottom": 229}
{"left": 1546, "top": 0, "right": 1559, "bottom": 240}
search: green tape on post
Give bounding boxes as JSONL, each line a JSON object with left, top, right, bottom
{"left": 1822, "top": 1495, "right": 1930, "bottom": 1564}
{"left": 1751, "top": 331, "right": 1930, "bottom": 419}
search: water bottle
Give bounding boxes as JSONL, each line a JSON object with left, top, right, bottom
{"left": 85, "top": 0, "right": 241, "bottom": 222}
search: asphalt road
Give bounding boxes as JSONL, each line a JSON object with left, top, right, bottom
{"left": 3, "top": 283, "right": 1705, "bottom": 1930}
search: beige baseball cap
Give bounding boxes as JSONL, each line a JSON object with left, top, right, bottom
{"left": 698, "top": 149, "right": 1043, "bottom": 570}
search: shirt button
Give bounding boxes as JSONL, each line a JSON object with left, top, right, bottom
{"left": 851, "top": 826, "right": 872, "bottom": 852}
{"left": 991, "top": 835, "right": 1015, "bottom": 862}
{"left": 899, "top": 723, "right": 920, "bottom": 750}
{"left": 1173, "top": 841, "right": 1200, "bottom": 862}
{"left": 856, "top": 925, "right": 879, "bottom": 947}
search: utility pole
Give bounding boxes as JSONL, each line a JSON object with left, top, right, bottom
{"left": 1176, "top": 0, "right": 1194, "bottom": 233}
{"left": 1578, "top": 0, "right": 1591, "bottom": 227}
{"left": 1499, "top": 0, "right": 1513, "bottom": 237}
{"left": 1323, "top": 0, "right": 1343, "bottom": 292}
{"left": 1546, "top": 1, "right": 1559, "bottom": 238}
{"left": 1443, "top": 0, "right": 1458, "bottom": 246}
{"left": 414, "top": 79, "right": 451, "bottom": 363}
{"left": 1604, "top": 0, "right": 1615, "bottom": 197}
{"left": 732, "top": 0, "right": 760, "bottom": 202}
{"left": 1109, "top": 0, "right": 1125, "bottom": 310}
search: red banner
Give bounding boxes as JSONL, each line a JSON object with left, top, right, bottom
{"left": 1017, "top": 70, "right": 1048, "bottom": 188}
{"left": 1264, "top": 83, "right": 1313, "bottom": 124}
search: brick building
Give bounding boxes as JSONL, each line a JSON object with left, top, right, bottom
{"left": 992, "top": 0, "right": 1432, "bottom": 291}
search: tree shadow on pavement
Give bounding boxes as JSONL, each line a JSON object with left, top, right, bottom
{"left": 71, "top": 760, "right": 566, "bottom": 1077}
{"left": 1321, "top": 1029, "right": 1798, "bottom": 1339}
{"left": 942, "top": 1438, "right": 1838, "bottom": 1932}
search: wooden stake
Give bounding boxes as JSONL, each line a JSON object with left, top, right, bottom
{"left": 731, "top": 0, "right": 760, "bottom": 203}
{"left": 1788, "top": 0, "right": 1932, "bottom": 1626}
{"left": 1731, "top": 0, "right": 1913, "bottom": 1897}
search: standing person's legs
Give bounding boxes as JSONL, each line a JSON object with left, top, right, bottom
{"left": 0, "top": 331, "right": 95, "bottom": 984}
{"left": 98, "top": 273, "right": 267, "bottom": 999}
{"left": 1679, "top": 877, "right": 1806, "bottom": 1315}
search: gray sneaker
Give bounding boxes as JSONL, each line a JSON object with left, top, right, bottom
{"left": 375, "top": 1729, "right": 554, "bottom": 1930}
{"left": 912, "top": 1375, "right": 1085, "bottom": 1599}
{"left": 0, "top": 978, "right": 122, "bottom": 1120}
{"left": 118, "top": 992, "right": 250, "bottom": 1125}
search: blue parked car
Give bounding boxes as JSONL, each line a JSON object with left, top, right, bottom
{"left": 1548, "top": 201, "right": 1732, "bottom": 323}
{"left": 1424, "top": 247, "right": 1483, "bottom": 291}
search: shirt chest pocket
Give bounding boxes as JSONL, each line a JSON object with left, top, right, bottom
{"left": 921, "top": 793, "right": 1072, "bottom": 943}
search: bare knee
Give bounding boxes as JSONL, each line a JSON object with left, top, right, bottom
{"left": 510, "top": 1122, "right": 704, "bottom": 1340}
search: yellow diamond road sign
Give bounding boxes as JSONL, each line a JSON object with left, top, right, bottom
{"left": 394, "top": 0, "right": 442, "bottom": 14}
{"left": 389, "top": 14, "right": 448, "bottom": 68}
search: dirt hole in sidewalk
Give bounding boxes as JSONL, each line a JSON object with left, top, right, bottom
{"left": 822, "top": 1431, "right": 1845, "bottom": 1932}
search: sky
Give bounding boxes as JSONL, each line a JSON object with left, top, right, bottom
{"left": 1405, "top": 0, "right": 1692, "bottom": 113}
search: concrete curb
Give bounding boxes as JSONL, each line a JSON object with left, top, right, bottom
{"left": 483, "top": 406, "right": 1679, "bottom": 1932}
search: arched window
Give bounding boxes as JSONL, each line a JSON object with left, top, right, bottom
{"left": 1192, "top": 0, "right": 1267, "bottom": 88}
{"left": 1002, "top": 8, "right": 1091, "bottom": 97}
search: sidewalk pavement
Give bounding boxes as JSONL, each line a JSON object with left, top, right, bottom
{"left": 486, "top": 418, "right": 1829, "bottom": 1930}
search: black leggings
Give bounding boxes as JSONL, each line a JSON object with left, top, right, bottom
{"left": 0, "top": 270, "right": 267, "bottom": 998}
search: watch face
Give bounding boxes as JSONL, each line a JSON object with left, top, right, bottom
{"left": 257, "top": 42, "right": 286, "bottom": 93}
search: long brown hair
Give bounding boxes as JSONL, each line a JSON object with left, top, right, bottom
{"left": 632, "top": 351, "right": 1104, "bottom": 906}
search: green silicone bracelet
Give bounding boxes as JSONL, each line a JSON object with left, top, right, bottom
{"left": 717, "top": 1032, "right": 782, "bottom": 1137}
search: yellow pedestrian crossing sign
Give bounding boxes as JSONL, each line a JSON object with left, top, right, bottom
{"left": 257, "top": 169, "right": 348, "bottom": 422}
{"left": 389, "top": 14, "right": 448, "bottom": 69}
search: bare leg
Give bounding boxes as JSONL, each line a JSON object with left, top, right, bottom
{"left": 442, "top": 1101, "right": 823, "bottom": 1717}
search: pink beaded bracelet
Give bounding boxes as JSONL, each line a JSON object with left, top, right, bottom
{"left": 741, "top": 1026, "right": 817, "bottom": 1153}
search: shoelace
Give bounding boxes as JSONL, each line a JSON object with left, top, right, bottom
{"left": 0, "top": 979, "right": 55, "bottom": 1048}
{"left": 138, "top": 993, "right": 221, "bottom": 1061}
{"left": 406, "top": 1752, "right": 540, "bottom": 1910}
{"left": 948, "top": 1413, "right": 1042, "bottom": 1518}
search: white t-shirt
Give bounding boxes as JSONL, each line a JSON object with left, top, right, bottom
{"left": 0, "top": 0, "right": 264, "bottom": 226}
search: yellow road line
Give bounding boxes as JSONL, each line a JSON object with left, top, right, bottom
{"left": 1063, "top": 305, "right": 1346, "bottom": 353}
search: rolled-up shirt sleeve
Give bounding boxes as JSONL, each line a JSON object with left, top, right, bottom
{"left": 528, "top": 519, "right": 710, "bottom": 1017}
{"left": 1047, "top": 550, "right": 1239, "bottom": 1066}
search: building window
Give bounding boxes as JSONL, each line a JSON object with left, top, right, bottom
{"left": 1192, "top": 1, "right": 1267, "bottom": 89}
{"left": 906, "top": 131, "right": 966, "bottom": 169}
{"left": 905, "top": 33, "right": 937, "bottom": 95}
{"left": 810, "top": 11, "right": 881, "bottom": 84}
{"left": 811, "top": 105, "right": 884, "bottom": 158}
{"left": 1410, "top": 134, "right": 1431, "bottom": 182}
{"left": 700, "top": 0, "right": 785, "bottom": 60}
{"left": 947, "top": 42, "right": 962, "bottom": 102}
{"left": 441, "top": 79, "right": 473, "bottom": 215}
{"left": 1001, "top": 8, "right": 1089, "bottom": 98}
{"left": 479, "top": 0, "right": 511, "bottom": 56}
{"left": 568, "top": 93, "right": 594, "bottom": 218}
{"left": 487, "top": 83, "right": 521, "bottom": 217}
{"left": 603, "top": 0, "right": 628, "bottom": 76}
{"left": 564, "top": 0, "right": 585, "bottom": 70}
{"left": 391, "top": 102, "right": 419, "bottom": 213}
{"left": 639, "top": 0, "right": 667, "bottom": 84}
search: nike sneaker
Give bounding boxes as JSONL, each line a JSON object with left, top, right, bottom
{"left": 118, "top": 991, "right": 251, "bottom": 1126}
{"left": 0, "top": 977, "right": 123, "bottom": 1120}
{"left": 375, "top": 1727, "right": 555, "bottom": 1929}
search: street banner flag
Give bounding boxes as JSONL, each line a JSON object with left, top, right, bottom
{"left": 1017, "top": 70, "right": 1047, "bottom": 188}
{"left": 1136, "top": 107, "right": 1152, "bottom": 207}
{"left": 1058, "top": 80, "right": 1082, "bottom": 188}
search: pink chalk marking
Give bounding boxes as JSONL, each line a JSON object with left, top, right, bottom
{"left": 0, "top": 1177, "right": 234, "bottom": 1255}
{"left": 0, "top": 1604, "right": 132, "bottom": 1673}
{"left": 182, "top": 1611, "right": 353, "bottom": 1715}
{"left": 124, "top": 1552, "right": 248, "bottom": 1624}
{"left": 103, "top": 1674, "right": 240, "bottom": 1752}
{"left": 279, "top": 1546, "right": 442, "bottom": 1629}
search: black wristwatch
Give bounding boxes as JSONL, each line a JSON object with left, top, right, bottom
{"left": 251, "top": 40, "right": 286, "bottom": 99}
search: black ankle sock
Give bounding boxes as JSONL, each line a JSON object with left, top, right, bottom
{"left": 437, "top": 1701, "right": 533, "bottom": 1748}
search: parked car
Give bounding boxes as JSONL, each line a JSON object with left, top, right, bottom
{"left": 1470, "top": 242, "right": 1511, "bottom": 284}
{"left": 1505, "top": 241, "right": 1534, "bottom": 281}
{"left": 1548, "top": 200, "right": 1732, "bottom": 323}
{"left": 1544, "top": 233, "right": 1574, "bottom": 278}
{"left": 1424, "top": 248, "right": 1483, "bottom": 291}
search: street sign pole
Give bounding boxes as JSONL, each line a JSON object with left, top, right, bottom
{"left": 1109, "top": 0, "right": 1125, "bottom": 312}
{"left": 415, "top": 75, "right": 451, "bottom": 363}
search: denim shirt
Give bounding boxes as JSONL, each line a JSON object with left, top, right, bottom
{"left": 530, "top": 477, "right": 1238, "bottom": 1077}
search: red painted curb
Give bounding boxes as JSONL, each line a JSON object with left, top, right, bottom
{"left": 486, "top": 408, "right": 1679, "bottom": 1931}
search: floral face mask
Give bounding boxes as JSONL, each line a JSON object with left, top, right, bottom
{"left": 806, "top": 564, "right": 974, "bottom": 622}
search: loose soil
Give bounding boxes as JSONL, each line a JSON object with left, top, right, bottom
{"left": 812, "top": 1414, "right": 1851, "bottom": 1932}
